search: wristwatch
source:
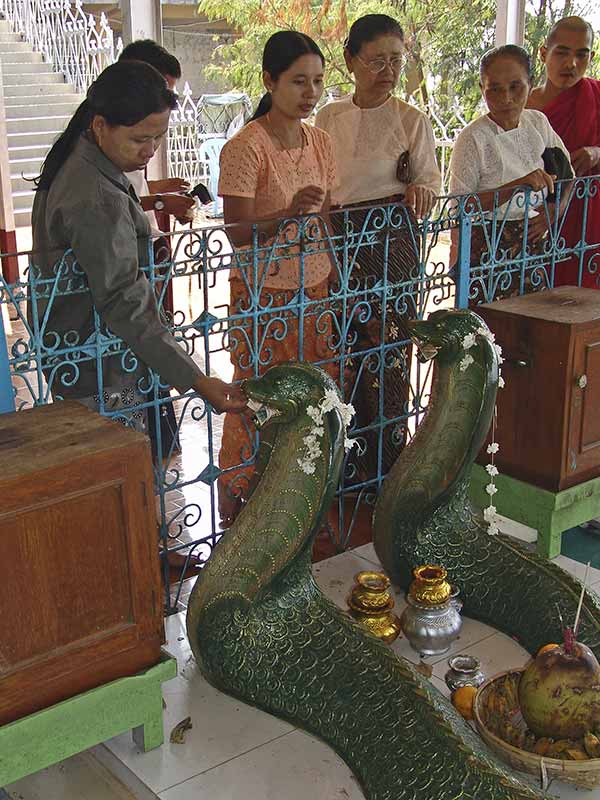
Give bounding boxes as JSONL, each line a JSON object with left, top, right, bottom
{"left": 153, "top": 196, "right": 165, "bottom": 211}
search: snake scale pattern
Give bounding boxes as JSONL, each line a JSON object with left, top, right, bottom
{"left": 186, "top": 356, "right": 568, "bottom": 799}
{"left": 374, "top": 309, "right": 600, "bottom": 659}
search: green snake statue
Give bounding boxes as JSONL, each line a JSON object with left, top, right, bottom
{"left": 187, "top": 361, "right": 550, "bottom": 800}
{"left": 374, "top": 308, "right": 600, "bottom": 657}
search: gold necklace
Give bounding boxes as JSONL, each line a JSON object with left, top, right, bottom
{"left": 266, "top": 114, "right": 306, "bottom": 167}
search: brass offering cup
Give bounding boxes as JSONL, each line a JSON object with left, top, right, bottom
{"left": 348, "top": 571, "right": 402, "bottom": 644}
{"left": 409, "top": 564, "right": 452, "bottom": 605}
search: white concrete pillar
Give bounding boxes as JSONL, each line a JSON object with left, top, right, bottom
{"left": 120, "top": 0, "right": 168, "bottom": 180}
{"left": 0, "top": 60, "right": 18, "bottom": 283}
{"left": 495, "top": 0, "right": 526, "bottom": 45}
{"left": 121, "top": 0, "right": 163, "bottom": 45}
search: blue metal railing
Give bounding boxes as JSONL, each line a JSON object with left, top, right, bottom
{"left": 1, "top": 176, "right": 598, "bottom": 612}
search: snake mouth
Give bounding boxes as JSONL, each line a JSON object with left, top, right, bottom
{"left": 413, "top": 340, "right": 440, "bottom": 363}
{"left": 407, "top": 319, "right": 441, "bottom": 363}
{"left": 246, "top": 398, "right": 282, "bottom": 429}
{"left": 242, "top": 376, "right": 299, "bottom": 429}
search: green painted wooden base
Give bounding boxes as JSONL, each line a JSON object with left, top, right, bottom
{"left": 470, "top": 465, "right": 600, "bottom": 559}
{"left": 0, "top": 651, "right": 176, "bottom": 788}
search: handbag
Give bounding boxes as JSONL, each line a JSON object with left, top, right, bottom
{"left": 542, "top": 147, "right": 574, "bottom": 203}
{"left": 147, "top": 390, "right": 181, "bottom": 464}
{"left": 396, "top": 150, "right": 411, "bottom": 183}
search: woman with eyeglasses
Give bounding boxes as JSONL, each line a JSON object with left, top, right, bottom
{"left": 316, "top": 14, "right": 440, "bottom": 218}
{"left": 315, "top": 14, "right": 441, "bottom": 479}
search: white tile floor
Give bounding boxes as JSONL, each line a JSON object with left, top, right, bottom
{"left": 7, "top": 546, "right": 600, "bottom": 800}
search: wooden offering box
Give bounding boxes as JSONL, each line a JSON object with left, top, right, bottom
{"left": 0, "top": 402, "right": 163, "bottom": 726}
{"left": 476, "top": 287, "right": 600, "bottom": 492}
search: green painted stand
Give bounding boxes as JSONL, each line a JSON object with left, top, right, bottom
{"left": 470, "top": 465, "right": 600, "bottom": 559}
{"left": 0, "top": 650, "right": 176, "bottom": 788}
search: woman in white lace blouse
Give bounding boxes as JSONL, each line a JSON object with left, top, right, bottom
{"left": 449, "top": 44, "right": 573, "bottom": 296}
{"left": 315, "top": 15, "right": 440, "bottom": 216}
{"left": 315, "top": 14, "right": 441, "bottom": 478}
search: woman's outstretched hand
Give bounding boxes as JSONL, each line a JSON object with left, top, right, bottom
{"left": 194, "top": 375, "right": 247, "bottom": 414}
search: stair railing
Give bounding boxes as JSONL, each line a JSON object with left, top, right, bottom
{"left": 0, "top": 0, "right": 122, "bottom": 94}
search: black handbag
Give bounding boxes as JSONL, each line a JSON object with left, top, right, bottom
{"left": 542, "top": 147, "right": 574, "bottom": 202}
{"left": 396, "top": 150, "right": 410, "bottom": 183}
{"left": 147, "top": 390, "right": 181, "bottom": 464}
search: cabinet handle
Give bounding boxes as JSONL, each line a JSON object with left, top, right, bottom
{"left": 576, "top": 374, "right": 588, "bottom": 389}
{"left": 505, "top": 358, "right": 529, "bottom": 368}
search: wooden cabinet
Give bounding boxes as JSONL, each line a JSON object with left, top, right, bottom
{"left": 0, "top": 402, "right": 164, "bottom": 726}
{"left": 476, "top": 287, "right": 600, "bottom": 492}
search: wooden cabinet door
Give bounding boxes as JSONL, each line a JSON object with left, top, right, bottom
{"left": 0, "top": 405, "right": 164, "bottom": 725}
{"left": 568, "top": 327, "right": 600, "bottom": 483}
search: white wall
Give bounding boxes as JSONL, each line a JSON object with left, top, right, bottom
{"left": 163, "top": 29, "right": 238, "bottom": 97}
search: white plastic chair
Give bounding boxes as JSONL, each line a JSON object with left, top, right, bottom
{"left": 198, "top": 137, "right": 227, "bottom": 217}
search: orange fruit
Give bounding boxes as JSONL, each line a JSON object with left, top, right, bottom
{"left": 451, "top": 685, "right": 477, "bottom": 720}
{"left": 537, "top": 643, "right": 560, "bottom": 657}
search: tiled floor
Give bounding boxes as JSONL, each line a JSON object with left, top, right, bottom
{"left": 7, "top": 544, "right": 600, "bottom": 800}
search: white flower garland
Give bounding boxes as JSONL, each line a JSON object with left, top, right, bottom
{"left": 297, "top": 389, "right": 357, "bottom": 475}
{"left": 461, "top": 327, "right": 504, "bottom": 535}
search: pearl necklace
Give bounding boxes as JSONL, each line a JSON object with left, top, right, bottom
{"left": 266, "top": 114, "right": 307, "bottom": 167}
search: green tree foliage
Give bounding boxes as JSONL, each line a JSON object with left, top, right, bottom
{"left": 525, "top": 0, "right": 600, "bottom": 84}
{"left": 198, "top": 0, "right": 599, "bottom": 124}
{"left": 199, "top": 0, "right": 398, "bottom": 99}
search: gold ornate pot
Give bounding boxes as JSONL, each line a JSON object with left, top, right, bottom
{"left": 409, "top": 564, "right": 452, "bottom": 605}
{"left": 348, "top": 571, "right": 401, "bottom": 644}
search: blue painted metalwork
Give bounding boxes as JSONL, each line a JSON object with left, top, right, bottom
{"left": 0, "top": 307, "right": 15, "bottom": 414}
{"left": 0, "top": 175, "right": 598, "bottom": 613}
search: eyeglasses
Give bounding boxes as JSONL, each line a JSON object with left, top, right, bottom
{"left": 356, "top": 55, "right": 406, "bottom": 74}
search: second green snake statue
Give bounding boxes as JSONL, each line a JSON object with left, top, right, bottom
{"left": 374, "top": 308, "right": 600, "bottom": 656}
{"left": 187, "top": 359, "right": 553, "bottom": 800}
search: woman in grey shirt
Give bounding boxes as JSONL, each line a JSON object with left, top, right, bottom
{"left": 31, "top": 60, "right": 246, "bottom": 423}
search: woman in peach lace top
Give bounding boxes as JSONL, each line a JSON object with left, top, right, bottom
{"left": 217, "top": 30, "right": 337, "bottom": 525}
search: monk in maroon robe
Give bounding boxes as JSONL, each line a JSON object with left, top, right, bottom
{"left": 528, "top": 16, "right": 600, "bottom": 287}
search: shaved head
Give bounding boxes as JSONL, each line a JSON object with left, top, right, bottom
{"left": 547, "top": 16, "right": 594, "bottom": 48}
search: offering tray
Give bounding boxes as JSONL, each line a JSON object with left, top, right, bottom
{"left": 473, "top": 669, "right": 600, "bottom": 790}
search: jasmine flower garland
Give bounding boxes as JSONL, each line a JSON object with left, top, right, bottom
{"left": 298, "top": 390, "right": 356, "bottom": 475}
{"left": 461, "top": 327, "right": 504, "bottom": 535}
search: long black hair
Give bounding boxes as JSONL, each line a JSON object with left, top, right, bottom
{"left": 250, "top": 31, "right": 325, "bottom": 121}
{"left": 344, "top": 14, "right": 404, "bottom": 57}
{"left": 35, "top": 60, "right": 177, "bottom": 190}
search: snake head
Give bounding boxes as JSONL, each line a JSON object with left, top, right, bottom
{"left": 243, "top": 362, "right": 340, "bottom": 430}
{"left": 408, "top": 309, "right": 490, "bottom": 363}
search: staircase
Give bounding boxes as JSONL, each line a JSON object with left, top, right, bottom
{"left": 0, "top": 18, "right": 84, "bottom": 227}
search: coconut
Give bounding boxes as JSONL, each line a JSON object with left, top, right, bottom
{"left": 519, "top": 640, "right": 600, "bottom": 739}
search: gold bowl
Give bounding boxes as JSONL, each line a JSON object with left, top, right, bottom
{"left": 348, "top": 571, "right": 401, "bottom": 644}
{"left": 349, "top": 571, "right": 393, "bottom": 611}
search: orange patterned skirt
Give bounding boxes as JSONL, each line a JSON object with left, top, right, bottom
{"left": 218, "top": 277, "right": 337, "bottom": 524}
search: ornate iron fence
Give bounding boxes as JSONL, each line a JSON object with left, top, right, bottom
{"left": 426, "top": 98, "right": 470, "bottom": 196}
{"left": 0, "top": 0, "right": 122, "bottom": 94}
{"left": 166, "top": 87, "right": 463, "bottom": 199}
{"left": 166, "top": 87, "right": 253, "bottom": 191}
{"left": 1, "top": 178, "right": 598, "bottom": 613}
